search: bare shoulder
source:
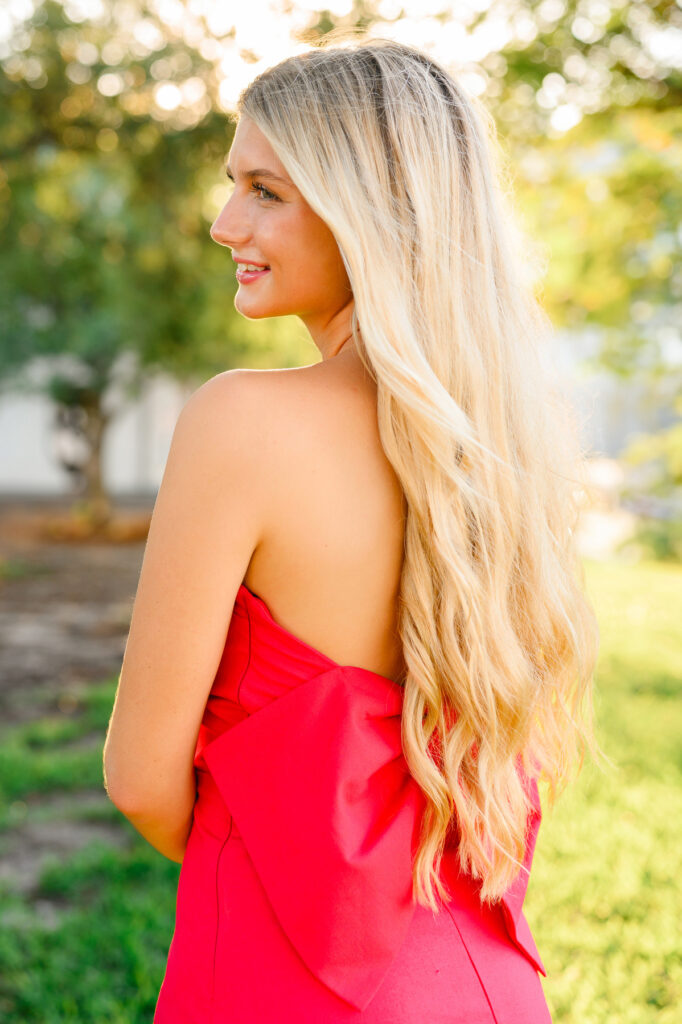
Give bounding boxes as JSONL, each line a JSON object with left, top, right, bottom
{"left": 183, "top": 367, "right": 277, "bottom": 429}
{"left": 178, "top": 368, "right": 290, "bottom": 462}
{"left": 186, "top": 359, "right": 388, "bottom": 529}
{"left": 189, "top": 357, "right": 375, "bottom": 443}
{"left": 178, "top": 366, "right": 328, "bottom": 479}
{"left": 190, "top": 361, "right": 405, "bottom": 681}
{"left": 189, "top": 363, "right": 328, "bottom": 417}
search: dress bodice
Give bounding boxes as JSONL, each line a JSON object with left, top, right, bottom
{"left": 187, "top": 581, "right": 546, "bottom": 1012}
{"left": 193, "top": 583, "right": 399, "bottom": 770}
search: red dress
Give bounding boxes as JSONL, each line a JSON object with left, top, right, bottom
{"left": 153, "top": 584, "right": 552, "bottom": 1023}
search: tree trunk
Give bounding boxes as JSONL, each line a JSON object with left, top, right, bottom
{"left": 78, "top": 394, "right": 112, "bottom": 529}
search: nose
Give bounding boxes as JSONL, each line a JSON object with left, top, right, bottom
{"left": 210, "top": 203, "right": 233, "bottom": 247}
{"left": 210, "top": 195, "right": 247, "bottom": 249}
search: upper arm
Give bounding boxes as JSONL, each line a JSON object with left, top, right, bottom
{"left": 103, "top": 369, "right": 270, "bottom": 810}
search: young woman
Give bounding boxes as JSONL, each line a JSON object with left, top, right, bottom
{"left": 104, "top": 37, "right": 601, "bottom": 1023}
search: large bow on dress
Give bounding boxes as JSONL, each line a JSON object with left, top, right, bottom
{"left": 201, "top": 666, "right": 545, "bottom": 1012}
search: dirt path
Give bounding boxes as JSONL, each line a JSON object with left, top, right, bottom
{"left": 0, "top": 496, "right": 154, "bottom": 900}
{"left": 0, "top": 496, "right": 152, "bottom": 726}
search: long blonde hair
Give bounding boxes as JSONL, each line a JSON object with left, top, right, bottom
{"left": 236, "top": 37, "right": 602, "bottom": 908}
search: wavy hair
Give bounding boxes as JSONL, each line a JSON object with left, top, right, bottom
{"left": 234, "top": 37, "right": 603, "bottom": 908}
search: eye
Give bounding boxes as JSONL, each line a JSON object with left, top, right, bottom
{"left": 251, "top": 181, "right": 279, "bottom": 202}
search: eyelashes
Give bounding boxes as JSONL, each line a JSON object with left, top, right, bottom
{"left": 251, "top": 182, "right": 280, "bottom": 202}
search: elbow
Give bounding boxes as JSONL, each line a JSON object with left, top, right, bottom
{"left": 105, "top": 776, "right": 152, "bottom": 818}
{"left": 103, "top": 764, "right": 133, "bottom": 814}
{"left": 102, "top": 746, "right": 142, "bottom": 815}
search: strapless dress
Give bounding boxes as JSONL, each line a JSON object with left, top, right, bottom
{"left": 153, "top": 583, "right": 552, "bottom": 1023}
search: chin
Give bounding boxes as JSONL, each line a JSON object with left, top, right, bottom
{"left": 234, "top": 298, "right": 279, "bottom": 320}
{"left": 235, "top": 294, "right": 298, "bottom": 320}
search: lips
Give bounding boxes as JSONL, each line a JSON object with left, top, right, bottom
{"left": 236, "top": 265, "right": 271, "bottom": 283}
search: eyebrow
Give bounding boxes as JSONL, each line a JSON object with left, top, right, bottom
{"left": 225, "top": 162, "right": 292, "bottom": 186}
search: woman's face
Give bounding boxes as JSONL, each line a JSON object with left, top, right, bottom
{"left": 210, "top": 116, "right": 354, "bottom": 349}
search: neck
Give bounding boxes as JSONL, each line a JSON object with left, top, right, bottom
{"left": 326, "top": 332, "right": 355, "bottom": 360}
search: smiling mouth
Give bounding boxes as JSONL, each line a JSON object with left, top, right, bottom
{"left": 236, "top": 265, "right": 271, "bottom": 282}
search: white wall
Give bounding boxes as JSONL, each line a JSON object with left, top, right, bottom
{"left": 0, "top": 371, "right": 191, "bottom": 496}
{"left": 0, "top": 390, "right": 67, "bottom": 493}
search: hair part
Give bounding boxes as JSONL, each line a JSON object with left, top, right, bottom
{"left": 236, "top": 37, "right": 604, "bottom": 908}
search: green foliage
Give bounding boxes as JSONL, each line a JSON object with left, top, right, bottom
{"left": 621, "top": 406, "right": 682, "bottom": 494}
{"left": 623, "top": 517, "right": 682, "bottom": 564}
{"left": 495, "top": 0, "right": 682, "bottom": 140}
{"left": 0, "top": 0, "right": 310, "bottom": 402}
{"left": 511, "top": 106, "right": 682, "bottom": 386}
{"left": 0, "top": 1, "right": 234, "bottom": 387}
{"left": 0, "top": 0, "right": 317, "bottom": 513}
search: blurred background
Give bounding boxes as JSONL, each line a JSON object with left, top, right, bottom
{"left": 0, "top": 1, "right": 680, "bottom": 1021}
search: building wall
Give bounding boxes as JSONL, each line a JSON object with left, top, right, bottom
{"left": 0, "top": 372, "right": 192, "bottom": 497}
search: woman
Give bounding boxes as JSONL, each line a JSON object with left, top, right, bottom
{"left": 103, "top": 38, "right": 601, "bottom": 1023}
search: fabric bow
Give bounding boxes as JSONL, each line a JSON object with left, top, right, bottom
{"left": 201, "top": 666, "right": 545, "bottom": 1012}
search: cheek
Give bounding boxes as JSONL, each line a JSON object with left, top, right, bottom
{"left": 312, "top": 228, "right": 349, "bottom": 288}
{"left": 320, "top": 247, "right": 351, "bottom": 295}
{"left": 288, "top": 260, "right": 339, "bottom": 296}
{"left": 265, "top": 211, "right": 349, "bottom": 292}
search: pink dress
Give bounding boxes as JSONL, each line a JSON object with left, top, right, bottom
{"left": 153, "top": 584, "right": 552, "bottom": 1023}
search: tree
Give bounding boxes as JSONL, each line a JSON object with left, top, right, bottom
{"left": 0, "top": 0, "right": 289, "bottom": 524}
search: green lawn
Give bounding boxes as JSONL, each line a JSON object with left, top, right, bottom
{"left": 528, "top": 558, "right": 682, "bottom": 1023}
{"left": 0, "top": 557, "right": 680, "bottom": 1022}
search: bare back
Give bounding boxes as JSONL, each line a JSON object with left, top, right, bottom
{"left": 243, "top": 349, "right": 407, "bottom": 685}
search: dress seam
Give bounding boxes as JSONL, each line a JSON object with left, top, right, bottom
{"left": 210, "top": 817, "right": 233, "bottom": 1020}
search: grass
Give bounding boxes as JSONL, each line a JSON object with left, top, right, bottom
{"left": 0, "top": 678, "right": 180, "bottom": 1022}
{"left": 0, "top": 557, "right": 680, "bottom": 1022}
{"left": 0, "top": 557, "right": 54, "bottom": 581}
{"left": 527, "top": 559, "right": 682, "bottom": 1023}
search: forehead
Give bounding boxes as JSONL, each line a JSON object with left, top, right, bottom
{"left": 228, "top": 116, "right": 289, "bottom": 178}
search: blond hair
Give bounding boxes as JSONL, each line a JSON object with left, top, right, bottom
{"left": 236, "top": 37, "right": 602, "bottom": 908}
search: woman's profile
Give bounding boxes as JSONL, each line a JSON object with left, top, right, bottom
{"left": 103, "top": 37, "right": 601, "bottom": 1023}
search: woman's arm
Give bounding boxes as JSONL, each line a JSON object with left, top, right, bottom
{"left": 108, "top": 764, "right": 196, "bottom": 863}
{"left": 103, "top": 370, "right": 269, "bottom": 857}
